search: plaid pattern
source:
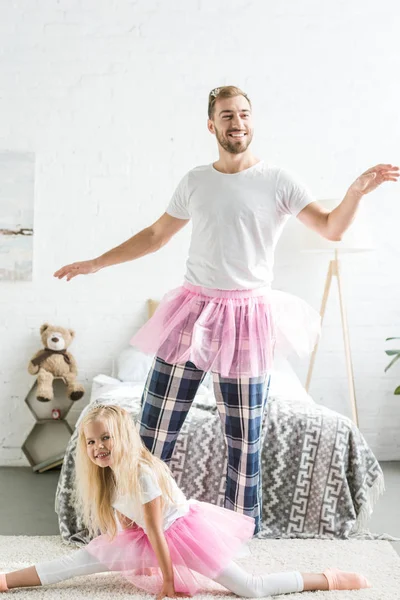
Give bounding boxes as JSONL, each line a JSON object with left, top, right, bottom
{"left": 155, "top": 293, "right": 275, "bottom": 378}
{"left": 139, "top": 356, "right": 270, "bottom": 534}
{"left": 139, "top": 357, "right": 207, "bottom": 461}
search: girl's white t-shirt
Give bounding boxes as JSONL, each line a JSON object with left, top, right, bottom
{"left": 166, "top": 161, "right": 315, "bottom": 290}
{"left": 112, "top": 465, "right": 189, "bottom": 534}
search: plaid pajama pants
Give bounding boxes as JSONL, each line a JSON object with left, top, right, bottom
{"left": 139, "top": 356, "right": 270, "bottom": 534}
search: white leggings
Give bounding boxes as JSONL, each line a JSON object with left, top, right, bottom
{"left": 35, "top": 548, "right": 304, "bottom": 597}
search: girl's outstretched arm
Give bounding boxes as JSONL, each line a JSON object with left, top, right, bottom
{"left": 143, "top": 497, "right": 185, "bottom": 600}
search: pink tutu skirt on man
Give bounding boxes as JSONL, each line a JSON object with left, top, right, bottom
{"left": 131, "top": 282, "right": 321, "bottom": 378}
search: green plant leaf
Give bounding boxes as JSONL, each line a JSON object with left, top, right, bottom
{"left": 384, "top": 354, "right": 400, "bottom": 372}
{"left": 394, "top": 386, "right": 400, "bottom": 395}
{"left": 386, "top": 337, "right": 400, "bottom": 341}
{"left": 385, "top": 350, "right": 400, "bottom": 356}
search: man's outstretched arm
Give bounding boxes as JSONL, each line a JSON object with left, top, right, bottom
{"left": 297, "top": 163, "right": 399, "bottom": 241}
{"left": 54, "top": 212, "right": 189, "bottom": 281}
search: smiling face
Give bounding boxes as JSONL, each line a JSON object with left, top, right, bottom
{"left": 208, "top": 95, "right": 254, "bottom": 155}
{"left": 84, "top": 419, "right": 113, "bottom": 467}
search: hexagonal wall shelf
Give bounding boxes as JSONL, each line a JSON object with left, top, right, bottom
{"left": 22, "top": 378, "right": 75, "bottom": 472}
{"left": 25, "top": 378, "right": 74, "bottom": 421}
{"left": 22, "top": 421, "right": 73, "bottom": 469}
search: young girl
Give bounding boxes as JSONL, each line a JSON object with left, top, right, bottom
{"left": 0, "top": 405, "right": 371, "bottom": 598}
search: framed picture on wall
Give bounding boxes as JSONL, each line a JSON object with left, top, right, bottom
{"left": 0, "top": 151, "right": 34, "bottom": 281}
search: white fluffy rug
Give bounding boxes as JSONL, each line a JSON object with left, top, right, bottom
{"left": 0, "top": 536, "right": 399, "bottom": 598}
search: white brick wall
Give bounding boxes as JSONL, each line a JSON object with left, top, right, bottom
{"left": 1, "top": 0, "right": 399, "bottom": 465}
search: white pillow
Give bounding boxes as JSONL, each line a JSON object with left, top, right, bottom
{"left": 116, "top": 346, "right": 154, "bottom": 382}
{"left": 269, "top": 354, "right": 314, "bottom": 404}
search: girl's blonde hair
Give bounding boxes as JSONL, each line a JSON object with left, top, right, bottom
{"left": 208, "top": 85, "right": 251, "bottom": 119}
{"left": 75, "top": 404, "right": 177, "bottom": 540}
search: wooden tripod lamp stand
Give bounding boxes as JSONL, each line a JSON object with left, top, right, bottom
{"left": 305, "top": 248, "right": 359, "bottom": 425}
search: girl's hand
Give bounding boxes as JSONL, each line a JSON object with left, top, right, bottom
{"left": 156, "top": 582, "right": 187, "bottom": 600}
{"left": 348, "top": 164, "right": 399, "bottom": 197}
{"left": 53, "top": 259, "right": 101, "bottom": 281}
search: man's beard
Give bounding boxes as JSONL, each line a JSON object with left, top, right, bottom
{"left": 215, "top": 127, "right": 253, "bottom": 154}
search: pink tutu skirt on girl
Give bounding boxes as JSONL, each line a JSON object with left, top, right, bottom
{"left": 86, "top": 500, "right": 255, "bottom": 596}
{"left": 130, "top": 282, "right": 321, "bottom": 378}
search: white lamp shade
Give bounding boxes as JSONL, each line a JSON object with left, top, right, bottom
{"left": 276, "top": 198, "right": 375, "bottom": 255}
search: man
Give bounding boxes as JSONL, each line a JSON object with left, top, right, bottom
{"left": 55, "top": 86, "right": 398, "bottom": 533}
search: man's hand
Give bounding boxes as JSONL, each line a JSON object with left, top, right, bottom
{"left": 348, "top": 163, "right": 399, "bottom": 197}
{"left": 53, "top": 259, "right": 101, "bottom": 281}
{"left": 156, "top": 581, "right": 186, "bottom": 600}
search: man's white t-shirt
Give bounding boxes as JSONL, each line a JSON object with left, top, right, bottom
{"left": 112, "top": 464, "right": 189, "bottom": 534}
{"left": 166, "top": 161, "right": 315, "bottom": 290}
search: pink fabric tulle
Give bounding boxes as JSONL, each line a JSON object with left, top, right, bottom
{"left": 130, "top": 282, "right": 321, "bottom": 377}
{"left": 86, "top": 501, "right": 255, "bottom": 596}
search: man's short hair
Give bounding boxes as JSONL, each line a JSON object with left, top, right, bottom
{"left": 208, "top": 85, "right": 251, "bottom": 119}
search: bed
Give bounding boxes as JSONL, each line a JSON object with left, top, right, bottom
{"left": 55, "top": 300, "right": 385, "bottom": 546}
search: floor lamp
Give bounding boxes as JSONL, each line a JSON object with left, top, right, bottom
{"left": 277, "top": 199, "right": 374, "bottom": 427}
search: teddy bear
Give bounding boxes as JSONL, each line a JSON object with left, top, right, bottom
{"left": 28, "top": 323, "right": 85, "bottom": 403}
